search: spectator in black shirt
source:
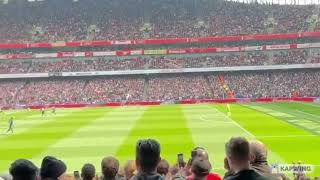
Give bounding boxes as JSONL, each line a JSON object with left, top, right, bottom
{"left": 40, "top": 156, "right": 67, "bottom": 180}
{"left": 223, "top": 137, "right": 268, "bottom": 180}
{"left": 10, "top": 159, "right": 38, "bottom": 180}
{"left": 131, "top": 139, "right": 164, "bottom": 180}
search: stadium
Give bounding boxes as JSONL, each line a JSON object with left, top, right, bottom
{"left": 0, "top": 0, "right": 319, "bottom": 180}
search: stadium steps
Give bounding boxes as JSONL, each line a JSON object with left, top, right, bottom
{"left": 267, "top": 51, "right": 274, "bottom": 65}
{"left": 306, "top": 51, "right": 312, "bottom": 63}
{"left": 218, "top": 74, "right": 234, "bottom": 99}
{"left": 144, "top": 57, "right": 150, "bottom": 69}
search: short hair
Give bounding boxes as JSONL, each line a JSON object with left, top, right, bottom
{"left": 225, "top": 137, "right": 250, "bottom": 162}
{"left": 10, "top": 159, "right": 38, "bottom": 180}
{"left": 136, "top": 139, "right": 161, "bottom": 172}
{"left": 81, "top": 163, "right": 95, "bottom": 180}
{"left": 101, "top": 156, "right": 119, "bottom": 179}
{"left": 157, "top": 159, "right": 169, "bottom": 175}
{"left": 40, "top": 156, "right": 67, "bottom": 179}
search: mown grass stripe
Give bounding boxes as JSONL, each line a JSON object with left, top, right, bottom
{"left": 248, "top": 103, "right": 320, "bottom": 135}
{"left": 115, "top": 105, "right": 194, "bottom": 164}
{"left": 30, "top": 106, "right": 146, "bottom": 172}
{"left": 0, "top": 109, "right": 82, "bottom": 139}
{"left": 216, "top": 103, "right": 320, "bottom": 177}
{"left": 0, "top": 107, "right": 113, "bottom": 172}
{"left": 181, "top": 104, "right": 253, "bottom": 174}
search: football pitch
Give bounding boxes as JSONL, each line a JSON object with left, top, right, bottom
{"left": 0, "top": 102, "right": 319, "bottom": 177}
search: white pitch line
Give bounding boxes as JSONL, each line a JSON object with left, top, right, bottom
{"left": 214, "top": 107, "right": 319, "bottom": 139}
{"left": 198, "top": 116, "right": 233, "bottom": 124}
{"left": 211, "top": 108, "right": 255, "bottom": 138}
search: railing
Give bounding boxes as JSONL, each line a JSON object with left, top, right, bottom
{"left": 0, "top": 64, "right": 319, "bottom": 79}
{"left": 1, "top": 31, "right": 320, "bottom": 49}
{"left": 1, "top": 42, "right": 320, "bottom": 60}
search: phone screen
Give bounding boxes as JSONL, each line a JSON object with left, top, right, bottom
{"left": 177, "top": 153, "right": 184, "bottom": 167}
{"left": 74, "top": 171, "right": 80, "bottom": 180}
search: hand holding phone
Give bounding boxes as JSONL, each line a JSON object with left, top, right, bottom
{"left": 74, "top": 171, "right": 80, "bottom": 180}
{"left": 177, "top": 153, "right": 184, "bottom": 168}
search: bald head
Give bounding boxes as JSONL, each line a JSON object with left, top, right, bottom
{"left": 195, "top": 149, "right": 209, "bottom": 160}
{"left": 250, "top": 141, "right": 267, "bottom": 163}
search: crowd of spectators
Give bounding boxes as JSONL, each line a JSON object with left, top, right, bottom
{"left": 207, "top": 76, "right": 226, "bottom": 99}
{"left": 16, "top": 80, "right": 87, "bottom": 105}
{"left": 147, "top": 76, "right": 212, "bottom": 101}
{"left": 224, "top": 71, "right": 320, "bottom": 98}
{"left": 0, "top": 70, "right": 319, "bottom": 106}
{"left": 83, "top": 78, "right": 145, "bottom": 104}
{"left": 0, "top": 0, "right": 317, "bottom": 43}
{"left": 30, "top": 58, "right": 146, "bottom": 72}
{"left": 272, "top": 50, "right": 309, "bottom": 65}
{"left": 0, "top": 82, "right": 25, "bottom": 107}
{"left": 311, "top": 51, "right": 320, "bottom": 63}
{"left": 148, "top": 53, "right": 268, "bottom": 70}
{"left": 0, "top": 61, "right": 31, "bottom": 74}
{"left": 1, "top": 49, "right": 319, "bottom": 74}
{"left": 1, "top": 78, "right": 145, "bottom": 105}
{"left": 1, "top": 138, "right": 318, "bottom": 180}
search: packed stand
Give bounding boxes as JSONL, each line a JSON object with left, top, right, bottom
{"left": 147, "top": 76, "right": 212, "bottom": 101}
{"left": 29, "top": 58, "right": 145, "bottom": 73}
{"left": 83, "top": 78, "right": 145, "bottom": 104}
{"left": 0, "top": 70, "right": 319, "bottom": 106}
{"left": 0, "top": 0, "right": 317, "bottom": 43}
{"left": 223, "top": 73, "right": 271, "bottom": 98}
{"left": 148, "top": 52, "right": 268, "bottom": 69}
{"left": 207, "top": 76, "right": 229, "bottom": 99}
{"left": 311, "top": 50, "right": 320, "bottom": 63}
{"left": 0, "top": 61, "right": 31, "bottom": 74}
{"left": 2, "top": 49, "right": 319, "bottom": 74}
{"left": 223, "top": 71, "right": 320, "bottom": 98}
{"left": 0, "top": 58, "right": 146, "bottom": 74}
{"left": 16, "top": 80, "right": 87, "bottom": 105}
{"left": 10, "top": 78, "right": 145, "bottom": 105}
{"left": 0, "top": 81, "right": 25, "bottom": 107}
{"left": 2, "top": 138, "right": 318, "bottom": 180}
{"left": 272, "top": 50, "right": 309, "bottom": 65}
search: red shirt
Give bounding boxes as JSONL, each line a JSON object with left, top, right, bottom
{"left": 186, "top": 173, "right": 222, "bottom": 180}
{"left": 206, "top": 173, "right": 222, "bottom": 180}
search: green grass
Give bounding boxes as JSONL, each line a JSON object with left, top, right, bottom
{"left": 0, "top": 102, "right": 319, "bottom": 177}
{"left": 116, "top": 105, "right": 194, "bottom": 163}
